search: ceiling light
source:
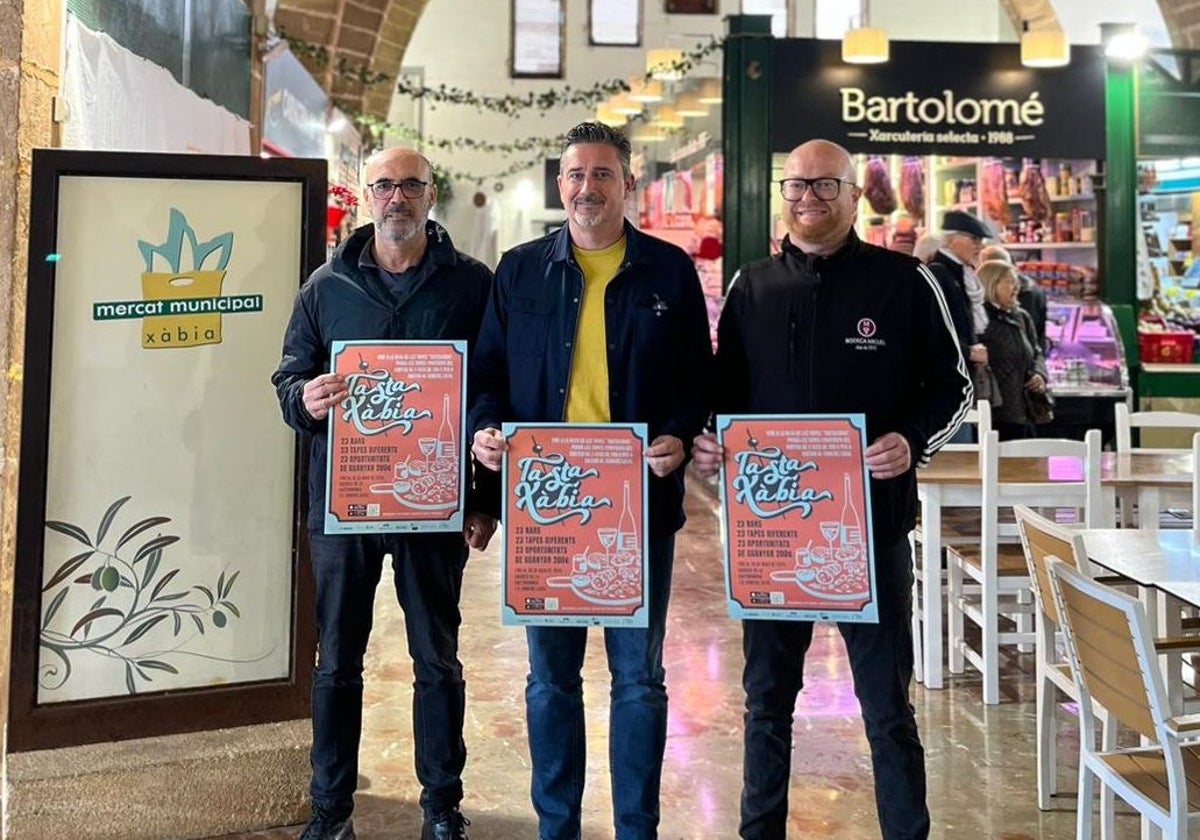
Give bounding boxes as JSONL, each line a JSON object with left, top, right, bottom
{"left": 1102, "top": 23, "right": 1148, "bottom": 61}
{"left": 609, "top": 93, "right": 643, "bottom": 116}
{"left": 646, "top": 48, "right": 684, "bottom": 81}
{"left": 596, "top": 102, "right": 627, "bottom": 127}
{"left": 675, "top": 93, "right": 710, "bottom": 118}
{"left": 630, "top": 125, "right": 668, "bottom": 144}
{"left": 652, "top": 105, "right": 684, "bottom": 129}
{"left": 696, "top": 78, "right": 722, "bottom": 105}
{"left": 1020, "top": 27, "right": 1069, "bottom": 68}
{"left": 842, "top": 26, "right": 889, "bottom": 64}
{"left": 628, "top": 77, "right": 664, "bottom": 103}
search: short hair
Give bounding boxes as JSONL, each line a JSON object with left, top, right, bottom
{"left": 562, "top": 121, "right": 632, "bottom": 179}
{"left": 977, "top": 259, "right": 1018, "bottom": 307}
{"left": 979, "top": 244, "right": 1013, "bottom": 265}
{"left": 912, "top": 233, "right": 942, "bottom": 263}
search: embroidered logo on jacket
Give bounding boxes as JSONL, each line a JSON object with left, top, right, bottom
{"left": 845, "top": 318, "right": 886, "bottom": 351}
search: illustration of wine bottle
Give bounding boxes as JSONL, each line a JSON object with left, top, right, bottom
{"left": 839, "top": 473, "right": 862, "bottom": 547}
{"left": 616, "top": 479, "right": 638, "bottom": 553}
{"left": 436, "top": 393, "right": 456, "bottom": 459}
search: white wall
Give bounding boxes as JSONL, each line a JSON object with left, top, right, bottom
{"left": 396, "top": 0, "right": 1173, "bottom": 258}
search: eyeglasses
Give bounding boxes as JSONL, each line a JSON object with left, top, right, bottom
{"left": 366, "top": 179, "right": 429, "bottom": 200}
{"left": 778, "top": 177, "right": 855, "bottom": 201}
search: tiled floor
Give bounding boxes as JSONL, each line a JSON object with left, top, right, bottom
{"left": 223, "top": 476, "right": 1144, "bottom": 839}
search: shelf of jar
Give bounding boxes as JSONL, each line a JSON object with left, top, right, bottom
{"left": 1007, "top": 195, "right": 1095, "bottom": 205}
{"left": 1004, "top": 241, "right": 1097, "bottom": 250}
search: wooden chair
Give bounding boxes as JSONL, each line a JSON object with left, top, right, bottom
{"left": 1193, "top": 432, "right": 1200, "bottom": 541}
{"left": 911, "top": 401, "right": 992, "bottom": 684}
{"left": 947, "top": 429, "right": 1103, "bottom": 705}
{"left": 1048, "top": 560, "right": 1200, "bottom": 840}
{"left": 1113, "top": 402, "right": 1200, "bottom": 528}
{"left": 1014, "top": 505, "right": 1116, "bottom": 834}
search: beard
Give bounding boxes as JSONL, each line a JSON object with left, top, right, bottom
{"left": 376, "top": 208, "right": 424, "bottom": 243}
{"left": 570, "top": 196, "right": 610, "bottom": 230}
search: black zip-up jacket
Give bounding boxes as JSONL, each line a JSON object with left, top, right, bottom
{"left": 925, "top": 250, "right": 975, "bottom": 354}
{"left": 469, "top": 221, "right": 713, "bottom": 539}
{"left": 716, "top": 231, "right": 973, "bottom": 543}
{"left": 272, "top": 221, "right": 499, "bottom": 531}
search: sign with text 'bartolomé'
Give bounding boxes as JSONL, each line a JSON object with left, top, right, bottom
{"left": 771, "top": 39, "right": 1105, "bottom": 159}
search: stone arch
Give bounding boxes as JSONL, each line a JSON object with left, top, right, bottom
{"left": 273, "top": 0, "right": 430, "bottom": 119}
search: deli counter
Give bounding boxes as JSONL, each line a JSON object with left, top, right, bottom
{"left": 1043, "top": 300, "right": 1131, "bottom": 443}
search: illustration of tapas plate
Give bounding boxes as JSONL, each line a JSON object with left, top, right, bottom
{"left": 769, "top": 561, "right": 870, "bottom": 602}
{"left": 545, "top": 564, "right": 643, "bottom": 607}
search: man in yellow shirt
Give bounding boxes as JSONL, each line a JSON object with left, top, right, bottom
{"left": 469, "top": 122, "right": 713, "bottom": 840}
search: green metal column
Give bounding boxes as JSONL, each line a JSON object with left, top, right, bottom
{"left": 721, "top": 14, "right": 773, "bottom": 291}
{"left": 1102, "top": 56, "right": 1139, "bottom": 381}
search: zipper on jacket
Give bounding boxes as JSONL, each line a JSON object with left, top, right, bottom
{"left": 787, "top": 308, "right": 798, "bottom": 379}
{"left": 807, "top": 281, "right": 820, "bottom": 410}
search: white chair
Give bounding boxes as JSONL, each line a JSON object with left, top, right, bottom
{"left": 1015, "top": 505, "right": 1116, "bottom": 836}
{"left": 1113, "top": 402, "right": 1200, "bottom": 528}
{"left": 947, "top": 429, "right": 1103, "bottom": 705}
{"left": 911, "top": 401, "right": 992, "bottom": 684}
{"left": 1048, "top": 560, "right": 1200, "bottom": 840}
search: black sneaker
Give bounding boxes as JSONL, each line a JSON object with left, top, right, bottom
{"left": 299, "top": 806, "right": 355, "bottom": 840}
{"left": 420, "top": 808, "right": 470, "bottom": 840}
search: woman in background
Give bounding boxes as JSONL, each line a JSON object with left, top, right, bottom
{"left": 977, "top": 259, "right": 1048, "bottom": 440}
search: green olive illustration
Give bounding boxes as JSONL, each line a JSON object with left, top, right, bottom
{"left": 212, "top": 610, "right": 227, "bottom": 628}
{"left": 99, "top": 566, "right": 119, "bottom": 592}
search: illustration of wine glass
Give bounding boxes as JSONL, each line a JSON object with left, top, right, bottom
{"left": 597, "top": 527, "right": 618, "bottom": 567}
{"left": 418, "top": 437, "right": 437, "bottom": 469}
{"left": 819, "top": 521, "right": 840, "bottom": 557}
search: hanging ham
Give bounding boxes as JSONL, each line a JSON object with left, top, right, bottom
{"left": 900, "top": 157, "right": 925, "bottom": 219}
{"left": 863, "top": 156, "right": 898, "bottom": 215}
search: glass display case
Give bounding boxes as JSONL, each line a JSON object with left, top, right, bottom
{"left": 1044, "top": 300, "right": 1131, "bottom": 442}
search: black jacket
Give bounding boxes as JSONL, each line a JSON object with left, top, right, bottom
{"left": 272, "top": 222, "right": 499, "bottom": 530}
{"left": 925, "top": 251, "right": 975, "bottom": 353}
{"left": 716, "top": 231, "right": 973, "bottom": 543}
{"left": 1017, "top": 274, "right": 1048, "bottom": 352}
{"left": 981, "top": 301, "right": 1047, "bottom": 427}
{"left": 469, "top": 221, "right": 714, "bottom": 538}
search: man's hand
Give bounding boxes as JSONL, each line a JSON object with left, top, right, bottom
{"left": 645, "top": 435, "right": 685, "bottom": 478}
{"left": 303, "top": 373, "right": 349, "bottom": 421}
{"left": 690, "top": 432, "right": 723, "bottom": 478}
{"left": 463, "top": 512, "right": 497, "bottom": 550}
{"left": 864, "top": 432, "right": 912, "bottom": 481}
{"left": 969, "top": 344, "right": 988, "bottom": 365}
{"left": 472, "top": 427, "right": 506, "bottom": 472}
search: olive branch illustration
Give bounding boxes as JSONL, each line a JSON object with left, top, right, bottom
{"left": 39, "top": 496, "right": 248, "bottom": 696}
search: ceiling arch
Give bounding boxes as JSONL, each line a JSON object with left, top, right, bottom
{"left": 273, "top": 0, "right": 429, "bottom": 119}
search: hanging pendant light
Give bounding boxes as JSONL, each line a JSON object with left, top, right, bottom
{"left": 596, "top": 102, "right": 628, "bottom": 127}
{"left": 628, "top": 76, "right": 664, "bottom": 103}
{"left": 646, "top": 48, "right": 684, "bottom": 81}
{"left": 1021, "top": 23, "right": 1070, "bottom": 68}
{"left": 609, "top": 93, "right": 642, "bottom": 116}
{"left": 841, "top": 0, "right": 889, "bottom": 64}
{"left": 675, "top": 92, "right": 710, "bottom": 118}
{"left": 696, "top": 78, "right": 723, "bottom": 105}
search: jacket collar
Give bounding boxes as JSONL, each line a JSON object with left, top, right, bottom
{"left": 549, "top": 219, "right": 641, "bottom": 266}
{"left": 780, "top": 228, "right": 863, "bottom": 273}
{"left": 335, "top": 220, "right": 459, "bottom": 276}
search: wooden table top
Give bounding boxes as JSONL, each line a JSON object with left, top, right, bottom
{"left": 919, "top": 449, "right": 1194, "bottom": 488}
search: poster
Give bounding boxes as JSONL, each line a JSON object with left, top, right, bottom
{"left": 717, "top": 415, "right": 877, "bottom": 623}
{"left": 325, "top": 340, "right": 467, "bottom": 534}
{"left": 501, "top": 424, "right": 649, "bottom": 627}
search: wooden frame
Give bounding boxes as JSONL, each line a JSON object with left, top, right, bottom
{"left": 511, "top": 0, "right": 565, "bottom": 79}
{"left": 589, "top": 0, "right": 641, "bottom": 47}
{"left": 8, "top": 149, "right": 325, "bottom": 751}
{"left": 665, "top": 0, "right": 716, "bottom": 13}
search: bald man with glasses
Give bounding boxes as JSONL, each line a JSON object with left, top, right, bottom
{"left": 273, "top": 146, "right": 497, "bottom": 840}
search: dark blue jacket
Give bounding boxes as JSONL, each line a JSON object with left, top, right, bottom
{"left": 272, "top": 221, "right": 498, "bottom": 531}
{"left": 469, "top": 222, "right": 713, "bottom": 538}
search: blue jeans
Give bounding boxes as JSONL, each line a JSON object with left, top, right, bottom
{"left": 525, "top": 536, "right": 676, "bottom": 840}
{"left": 308, "top": 530, "right": 469, "bottom": 820}
{"left": 739, "top": 536, "right": 929, "bottom": 840}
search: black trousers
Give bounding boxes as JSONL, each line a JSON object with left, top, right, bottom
{"left": 307, "top": 530, "right": 469, "bottom": 819}
{"left": 739, "top": 535, "right": 929, "bottom": 840}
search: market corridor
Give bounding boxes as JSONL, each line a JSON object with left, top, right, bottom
{"left": 224, "top": 476, "right": 1140, "bottom": 840}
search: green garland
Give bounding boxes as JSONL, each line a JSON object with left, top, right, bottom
{"left": 281, "top": 32, "right": 725, "bottom": 118}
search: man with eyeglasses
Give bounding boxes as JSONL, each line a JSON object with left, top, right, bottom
{"left": 272, "top": 146, "right": 497, "bottom": 840}
{"left": 691, "top": 139, "right": 972, "bottom": 840}
{"left": 469, "top": 121, "right": 712, "bottom": 840}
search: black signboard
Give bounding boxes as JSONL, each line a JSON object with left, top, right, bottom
{"left": 771, "top": 39, "right": 1106, "bottom": 159}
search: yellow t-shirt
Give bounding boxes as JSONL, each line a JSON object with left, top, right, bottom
{"left": 565, "top": 237, "right": 626, "bottom": 423}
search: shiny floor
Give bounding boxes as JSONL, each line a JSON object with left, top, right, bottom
{"left": 222, "top": 477, "right": 1144, "bottom": 839}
